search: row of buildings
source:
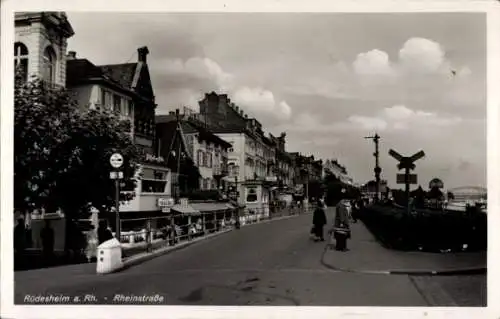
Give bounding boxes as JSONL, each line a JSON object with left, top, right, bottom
{"left": 14, "top": 12, "right": 326, "bottom": 225}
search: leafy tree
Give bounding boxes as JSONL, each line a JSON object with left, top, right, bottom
{"left": 14, "top": 72, "right": 143, "bottom": 221}
{"left": 427, "top": 186, "right": 444, "bottom": 200}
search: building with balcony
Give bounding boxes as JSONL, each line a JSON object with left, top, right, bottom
{"left": 196, "top": 92, "right": 278, "bottom": 214}
{"left": 15, "top": 12, "right": 74, "bottom": 86}
{"left": 324, "top": 159, "right": 353, "bottom": 185}
{"left": 269, "top": 132, "right": 294, "bottom": 189}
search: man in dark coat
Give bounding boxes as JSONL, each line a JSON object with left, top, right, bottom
{"left": 334, "top": 199, "right": 351, "bottom": 251}
{"left": 312, "top": 200, "right": 327, "bottom": 241}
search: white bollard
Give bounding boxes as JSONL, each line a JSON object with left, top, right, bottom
{"left": 96, "top": 238, "right": 123, "bottom": 274}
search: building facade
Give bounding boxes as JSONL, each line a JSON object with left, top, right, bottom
{"left": 324, "top": 159, "right": 353, "bottom": 185}
{"left": 15, "top": 12, "right": 74, "bottom": 86}
{"left": 197, "top": 92, "right": 278, "bottom": 213}
{"left": 66, "top": 47, "right": 172, "bottom": 219}
{"left": 156, "top": 111, "right": 231, "bottom": 193}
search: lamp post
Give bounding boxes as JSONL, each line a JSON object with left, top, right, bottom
{"left": 365, "top": 133, "right": 381, "bottom": 201}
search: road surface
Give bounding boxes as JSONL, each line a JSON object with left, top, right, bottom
{"left": 15, "top": 208, "right": 486, "bottom": 306}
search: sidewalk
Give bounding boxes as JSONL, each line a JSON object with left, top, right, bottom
{"left": 322, "top": 221, "right": 486, "bottom": 275}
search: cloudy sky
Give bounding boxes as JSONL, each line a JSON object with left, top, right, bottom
{"left": 66, "top": 12, "right": 486, "bottom": 189}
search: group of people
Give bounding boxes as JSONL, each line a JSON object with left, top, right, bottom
{"left": 311, "top": 197, "right": 365, "bottom": 251}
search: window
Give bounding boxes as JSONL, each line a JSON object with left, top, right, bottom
{"left": 14, "top": 42, "right": 28, "bottom": 81}
{"left": 207, "top": 153, "right": 213, "bottom": 168}
{"left": 197, "top": 150, "right": 204, "bottom": 167}
{"left": 113, "top": 94, "right": 121, "bottom": 113}
{"left": 141, "top": 167, "right": 168, "bottom": 193}
{"left": 126, "top": 100, "right": 133, "bottom": 116}
{"left": 42, "top": 46, "right": 57, "bottom": 84}
{"left": 101, "top": 89, "right": 112, "bottom": 108}
{"left": 246, "top": 187, "right": 258, "bottom": 203}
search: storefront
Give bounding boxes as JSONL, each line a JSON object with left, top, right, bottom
{"left": 243, "top": 180, "right": 271, "bottom": 219}
{"left": 111, "top": 161, "right": 173, "bottom": 232}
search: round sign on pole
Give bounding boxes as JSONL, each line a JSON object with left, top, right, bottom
{"left": 110, "top": 153, "right": 124, "bottom": 168}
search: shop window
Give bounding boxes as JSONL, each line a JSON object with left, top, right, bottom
{"left": 141, "top": 167, "right": 168, "bottom": 193}
{"left": 246, "top": 187, "right": 258, "bottom": 203}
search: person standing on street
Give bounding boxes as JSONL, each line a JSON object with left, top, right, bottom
{"left": 333, "top": 199, "right": 351, "bottom": 251}
{"left": 312, "top": 200, "right": 327, "bottom": 241}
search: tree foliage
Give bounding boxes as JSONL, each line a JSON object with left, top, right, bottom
{"left": 14, "top": 73, "right": 143, "bottom": 219}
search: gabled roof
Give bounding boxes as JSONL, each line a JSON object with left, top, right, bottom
{"left": 155, "top": 116, "right": 232, "bottom": 149}
{"left": 66, "top": 59, "right": 134, "bottom": 96}
{"left": 155, "top": 120, "right": 192, "bottom": 171}
{"left": 99, "top": 63, "right": 138, "bottom": 90}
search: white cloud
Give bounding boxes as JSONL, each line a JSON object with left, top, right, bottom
{"left": 380, "top": 105, "right": 462, "bottom": 130}
{"left": 162, "top": 57, "right": 234, "bottom": 90}
{"left": 347, "top": 115, "right": 388, "bottom": 131}
{"left": 353, "top": 49, "right": 394, "bottom": 76}
{"left": 282, "top": 104, "right": 461, "bottom": 135}
{"left": 161, "top": 57, "right": 292, "bottom": 120}
{"left": 352, "top": 38, "right": 453, "bottom": 79}
{"left": 398, "top": 38, "right": 447, "bottom": 74}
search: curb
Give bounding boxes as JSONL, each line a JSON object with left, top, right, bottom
{"left": 388, "top": 267, "right": 486, "bottom": 276}
{"left": 320, "top": 244, "right": 486, "bottom": 277}
{"left": 108, "top": 229, "right": 234, "bottom": 274}
{"left": 242, "top": 211, "right": 311, "bottom": 227}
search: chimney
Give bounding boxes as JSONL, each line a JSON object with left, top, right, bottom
{"left": 235, "top": 106, "right": 239, "bottom": 112}
{"left": 137, "top": 46, "right": 149, "bottom": 63}
{"left": 67, "top": 51, "right": 76, "bottom": 60}
{"left": 240, "top": 110, "right": 243, "bottom": 116}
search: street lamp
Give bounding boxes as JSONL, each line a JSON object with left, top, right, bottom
{"left": 365, "top": 133, "right": 381, "bottom": 201}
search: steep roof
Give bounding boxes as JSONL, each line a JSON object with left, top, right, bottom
{"left": 99, "top": 63, "right": 138, "bottom": 89}
{"left": 66, "top": 59, "right": 133, "bottom": 96}
{"left": 155, "top": 116, "right": 232, "bottom": 149}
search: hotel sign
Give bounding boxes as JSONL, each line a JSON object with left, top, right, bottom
{"left": 157, "top": 197, "right": 174, "bottom": 212}
{"left": 146, "top": 154, "right": 165, "bottom": 163}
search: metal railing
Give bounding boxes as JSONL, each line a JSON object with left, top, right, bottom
{"left": 88, "top": 203, "right": 316, "bottom": 260}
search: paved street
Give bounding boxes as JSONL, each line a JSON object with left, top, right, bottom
{"left": 15, "top": 208, "right": 486, "bottom": 306}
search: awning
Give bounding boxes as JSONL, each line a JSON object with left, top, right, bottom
{"left": 190, "top": 202, "right": 232, "bottom": 212}
{"left": 171, "top": 204, "right": 200, "bottom": 215}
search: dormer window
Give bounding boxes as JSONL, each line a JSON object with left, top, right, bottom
{"left": 42, "top": 46, "right": 57, "bottom": 84}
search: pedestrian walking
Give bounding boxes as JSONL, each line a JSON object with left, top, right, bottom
{"left": 312, "top": 200, "right": 327, "bottom": 241}
{"left": 332, "top": 199, "right": 351, "bottom": 251}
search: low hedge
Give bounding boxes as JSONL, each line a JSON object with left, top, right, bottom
{"left": 359, "top": 204, "right": 487, "bottom": 252}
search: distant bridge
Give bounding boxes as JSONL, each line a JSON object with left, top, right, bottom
{"left": 448, "top": 186, "right": 487, "bottom": 203}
